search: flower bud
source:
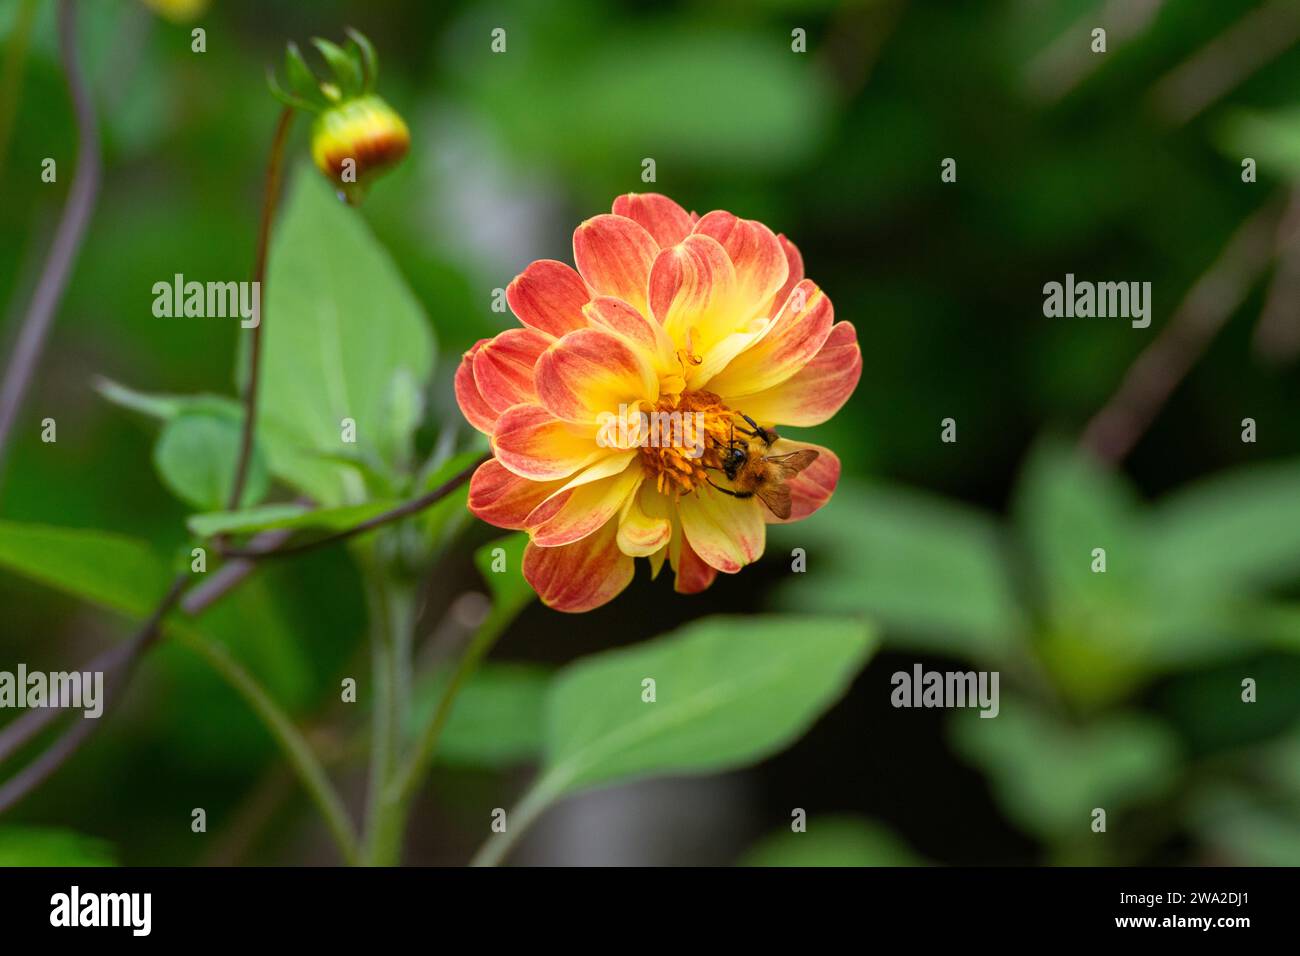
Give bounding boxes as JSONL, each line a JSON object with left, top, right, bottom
{"left": 310, "top": 95, "right": 410, "bottom": 205}
{"left": 268, "top": 29, "right": 409, "bottom": 204}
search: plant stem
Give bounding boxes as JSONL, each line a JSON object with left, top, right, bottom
{"left": 1078, "top": 196, "right": 1290, "bottom": 465}
{"left": 0, "top": 572, "right": 186, "bottom": 813}
{"left": 0, "top": 572, "right": 361, "bottom": 868}
{"left": 0, "top": 0, "right": 100, "bottom": 487}
{"left": 469, "top": 780, "right": 556, "bottom": 868}
{"left": 227, "top": 105, "right": 295, "bottom": 511}
{"left": 176, "top": 631, "right": 361, "bottom": 865}
{"left": 392, "top": 606, "right": 513, "bottom": 806}
{"left": 0, "top": 461, "right": 483, "bottom": 842}
{"left": 220, "top": 453, "right": 489, "bottom": 560}
{"left": 358, "top": 546, "right": 417, "bottom": 866}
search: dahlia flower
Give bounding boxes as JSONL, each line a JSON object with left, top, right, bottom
{"left": 456, "top": 193, "right": 861, "bottom": 612}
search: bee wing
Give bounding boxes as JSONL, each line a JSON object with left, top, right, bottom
{"left": 755, "top": 481, "right": 793, "bottom": 519}
{"left": 764, "top": 449, "right": 819, "bottom": 481}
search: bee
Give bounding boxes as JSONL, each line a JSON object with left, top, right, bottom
{"left": 708, "top": 413, "right": 819, "bottom": 520}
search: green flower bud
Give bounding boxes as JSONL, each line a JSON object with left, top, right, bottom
{"left": 268, "top": 28, "right": 409, "bottom": 204}
{"left": 310, "top": 95, "right": 410, "bottom": 205}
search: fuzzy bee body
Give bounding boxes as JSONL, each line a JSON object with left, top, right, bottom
{"left": 709, "top": 415, "right": 818, "bottom": 520}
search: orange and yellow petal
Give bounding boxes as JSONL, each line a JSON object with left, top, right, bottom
{"left": 692, "top": 210, "right": 788, "bottom": 322}
{"left": 707, "top": 279, "right": 833, "bottom": 399}
{"left": 506, "top": 259, "right": 591, "bottom": 337}
{"left": 650, "top": 234, "right": 743, "bottom": 348}
{"left": 611, "top": 193, "right": 694, "bottom": 249}
{"left": 468, "top": 458, "right": 565, "bottom": 530}
{"left": 534, "top": 327, "right": 659, "bottom": 424}
{"left": 616, "top": 483, "right": 673, "bottom": 557}
{"left": 528, "top": 464, "right": 641, "bottom": 548}
{"left": 766, "top": 234, "right": 805, "bottom": 319}
{"left": 668, "top": 528, "right": 718, "bottom": 594}
{"left": 472, "top": 327, "right": 550, "bottom": 414}
{"left": 454, "top": 340, "right": 498, "bottom": 435}
{"left": 676, "top": 484, "right": 766, "bottom": 574}
{"left": 573, "top": 214, "right": 659, "bottom": 315}
{"left": 730, "top": 321, "right": 862, "bottom": 427}
{"left": 582, "top": 296, "right": 677, "bottom": 374}
{"left": 491, "top": 404, "right": 604, "bottom": 480}
{"left": 523, "top": 520, "right": 635, "bottom": 613}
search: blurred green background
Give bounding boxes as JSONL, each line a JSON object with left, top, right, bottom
{"left": 2, "top": 0, "right": 1300, "bottom": 866}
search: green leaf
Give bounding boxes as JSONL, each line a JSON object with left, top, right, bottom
{"left": 1147, "top": 460, "right": 1300, "bottom": 596}
{"left": 1188, "top": 786, "right": 1300, "bottom": 867}
{"left": 154, "top": 411, "right": 268, "bottom": 511}
{"left": 97, "top": 378, "right": 328, "bottom": 510}
{"left": 1012, "top": 440, "right": 1158, "bottom": 704}
{"left": 535, "top": 615, "right": 874, "bottom": 798}
{"left": 740, "top": 816, "right": 924, "bottom": 867}
{"left": 187, "top": 499, "right": 400, "bottom": 538}
{"left": 1015, "top": 442, "right": 1280, "bottom": 702}
{"left": 1014, "top": 437, "right": 1142, "bottom": 617}
{"left": 0, "top": 520, "right": 172, "bottom": 615}
{"left": 1218, "top": 108, "right": 1300, "bottom": 179}
{"left": 0, "top": 522, "right": 313, "bottom": 756}
{"left": 950, "top": 694, "right": 1180, "bottom": 841}
{"left": 97, "top": 377, "right": 240, "bottom": 422}
{"left": 770, "top": 479, "right": 1022, "bottom": 661}
{"left": 406, "top": 663, "right": 549, "bottom": 768}
{"left": 0, "top": 827, "right": 115, "bottom": 866}
{"left": 259, "top": 169, "right": 435, "bottom": 505}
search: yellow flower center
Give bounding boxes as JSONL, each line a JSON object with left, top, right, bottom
{"left": 637, "top": 390, "right": 736, "bottom": 495}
